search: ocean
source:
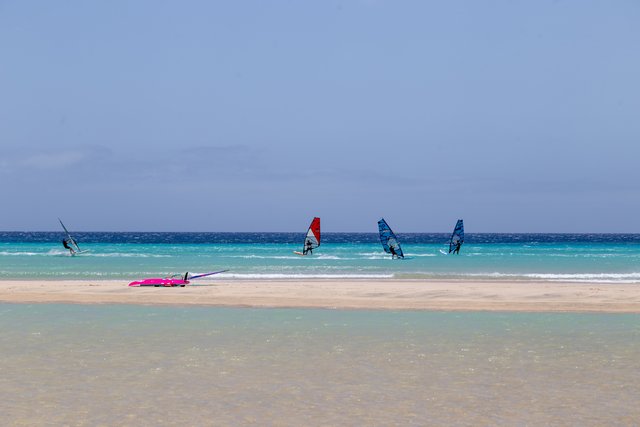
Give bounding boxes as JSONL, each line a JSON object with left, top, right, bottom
{"left": 1, "top": 304, "right": 638, "bottom": 425}
{"left": 1, "top": 232, "right": 639, "bottom": 283}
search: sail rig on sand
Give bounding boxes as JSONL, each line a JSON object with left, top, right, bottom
{"left": 128, "top": 270, "right": 229, "bottom": 287}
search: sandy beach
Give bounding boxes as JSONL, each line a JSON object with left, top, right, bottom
{"left": 1, "top": 279, "right": 639, "bottom": 312}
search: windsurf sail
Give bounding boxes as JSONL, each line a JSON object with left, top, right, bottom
{"left": 449, "top": 219, "right": 464, "bottom": 253}
{"left": 301, "top": 217, "right": 321, "bottom": 254}
{"left": 378, "top": 218, "right": 404, "bottom": 258}
{"left": 58, "top": 218, "right": 82, "bottom": 253}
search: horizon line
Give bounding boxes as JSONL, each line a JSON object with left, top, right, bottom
{"left": 1, "top": 230, "right": 638, "bottom": 235}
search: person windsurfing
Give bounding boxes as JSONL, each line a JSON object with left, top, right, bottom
{"left": 448, "top": 219, "right": 464, "bottom": 255}
{"left": 389, "top": 243, "right": 403, "bottom": 259}
{"left": 303, "top": 240, "right": 314, "bottom": 255}
{"left": 378, "top": 218, "right": 405, "bottom": 259}
{"left": 389, "top": 245, "right": 398, "bottom": 259}
{"left": 295, "top": 217, "right": 320, "bottom": 256}
{"left": 62, "top": 239, "right": 76, "bottom": 255}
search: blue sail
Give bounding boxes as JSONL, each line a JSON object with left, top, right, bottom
{"left": 449, "top": 219, "right": 464, "bottom": 253}
{"left": 378, "top": 218, "right": 404, "bottom": 258}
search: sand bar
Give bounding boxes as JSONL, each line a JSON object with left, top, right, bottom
{"left": 0, "top": 279, "right": 639, "bottom": 312}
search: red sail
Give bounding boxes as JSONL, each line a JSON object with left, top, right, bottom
{"left": 304, "top": 217, "right": 321, "bottom": 250}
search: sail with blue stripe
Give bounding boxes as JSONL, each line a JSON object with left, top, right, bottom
{"left": 449, "top": 219, "right": 464, "bottom": 254}
{"left": 378, "top": 218, "right": 404, "bottom": 258}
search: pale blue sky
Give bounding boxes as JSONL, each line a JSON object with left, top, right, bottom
{"left": 1, "top": 0, "right": 639, "bottom": 232}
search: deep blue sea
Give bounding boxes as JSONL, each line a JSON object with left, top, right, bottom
{"left": 1, "top": 232, "right": 639, "bottom": 282}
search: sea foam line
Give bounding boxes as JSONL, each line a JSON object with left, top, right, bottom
{"left": 0, "top": 250, "right": 171, "bottom": 258}
{"left": 217, "top": 273, "right": 394, "bottom": 279}
{"left": 450, "top": 272, "right": 640, "bottom": 283}
{"left": 88, "top": 253, "right": 171, "bottom": 258}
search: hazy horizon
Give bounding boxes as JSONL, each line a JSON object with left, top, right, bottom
{"left": 2, "top": 227, "right": 639, "bottom": 235}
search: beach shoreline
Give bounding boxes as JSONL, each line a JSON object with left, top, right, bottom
{"left": 0, "top": 279, "right": 639, "bottom": 312}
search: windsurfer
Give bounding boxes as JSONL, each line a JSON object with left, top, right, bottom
{"left": 62, "top": 239, "right": 76, "bottom": 255}
{"left": 449, "top": 219, "right": 464, "bottom": 255}
{"left": 389, "top": 245, "right": 399, "bottom": 259}
{"left": 303, "top": 240, "right": 313, "bottom": 255}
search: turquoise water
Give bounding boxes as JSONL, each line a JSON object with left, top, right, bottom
{"left": 1, "top": 232, "right": 640, "bottom": 282}
{"left": 1, "top": 304, "right": 638, "bottom": 425}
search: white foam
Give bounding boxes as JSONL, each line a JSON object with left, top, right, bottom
{"left": 0, "top": 250, "right": 170, "bottom": 258}
{"left": 228, "top": 255, "right": 302, "bottom": 260}
{"left": 457, "top": 272, "right": 640, "bottom": 283}
{"left": 216, "top": 273, "right": 394, "bottom": 279}
{"left": 228, "top": 254, "right": 345, "bottom": 260}
{"left": 314, "top": 255, "right": 342, "bottom": 260}
{"left": 0, "top": 251, "right": 44, "bottom": 256}
{"left": 87, "top": 253, "right": 171, "bottom": 258}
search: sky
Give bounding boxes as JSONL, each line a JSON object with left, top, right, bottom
{"left": 1, "top": 0, "right": 639, "bottom": 232}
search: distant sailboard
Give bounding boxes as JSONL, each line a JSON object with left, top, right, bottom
{"left": 378, "top": 218, "right": 404, "bottom": 259}
{"left": 58, "top": 218, "right": 89, "bottom": 255}
{"left": 293, "top": 217, "right": 321, "bottom": 256}
{"left": 128, "top": 270, "right": 229, "bottom": 287}
{"left": 448, "top": 219, "right": 464, "bottom": 254}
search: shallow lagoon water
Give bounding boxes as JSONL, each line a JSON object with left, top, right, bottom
{"left": 1, "top": 304, "right": 639, "bottom": 425}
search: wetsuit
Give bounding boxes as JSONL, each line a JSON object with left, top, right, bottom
{"left": 304, "top": 241, "right": 313, "bottom": 255}
{"left": 62, "top": 239, "right": 75, "bottom": 255}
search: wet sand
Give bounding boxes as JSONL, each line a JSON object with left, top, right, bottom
{"left": 0, "top": 279, "right": 639, "bottom": 312}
